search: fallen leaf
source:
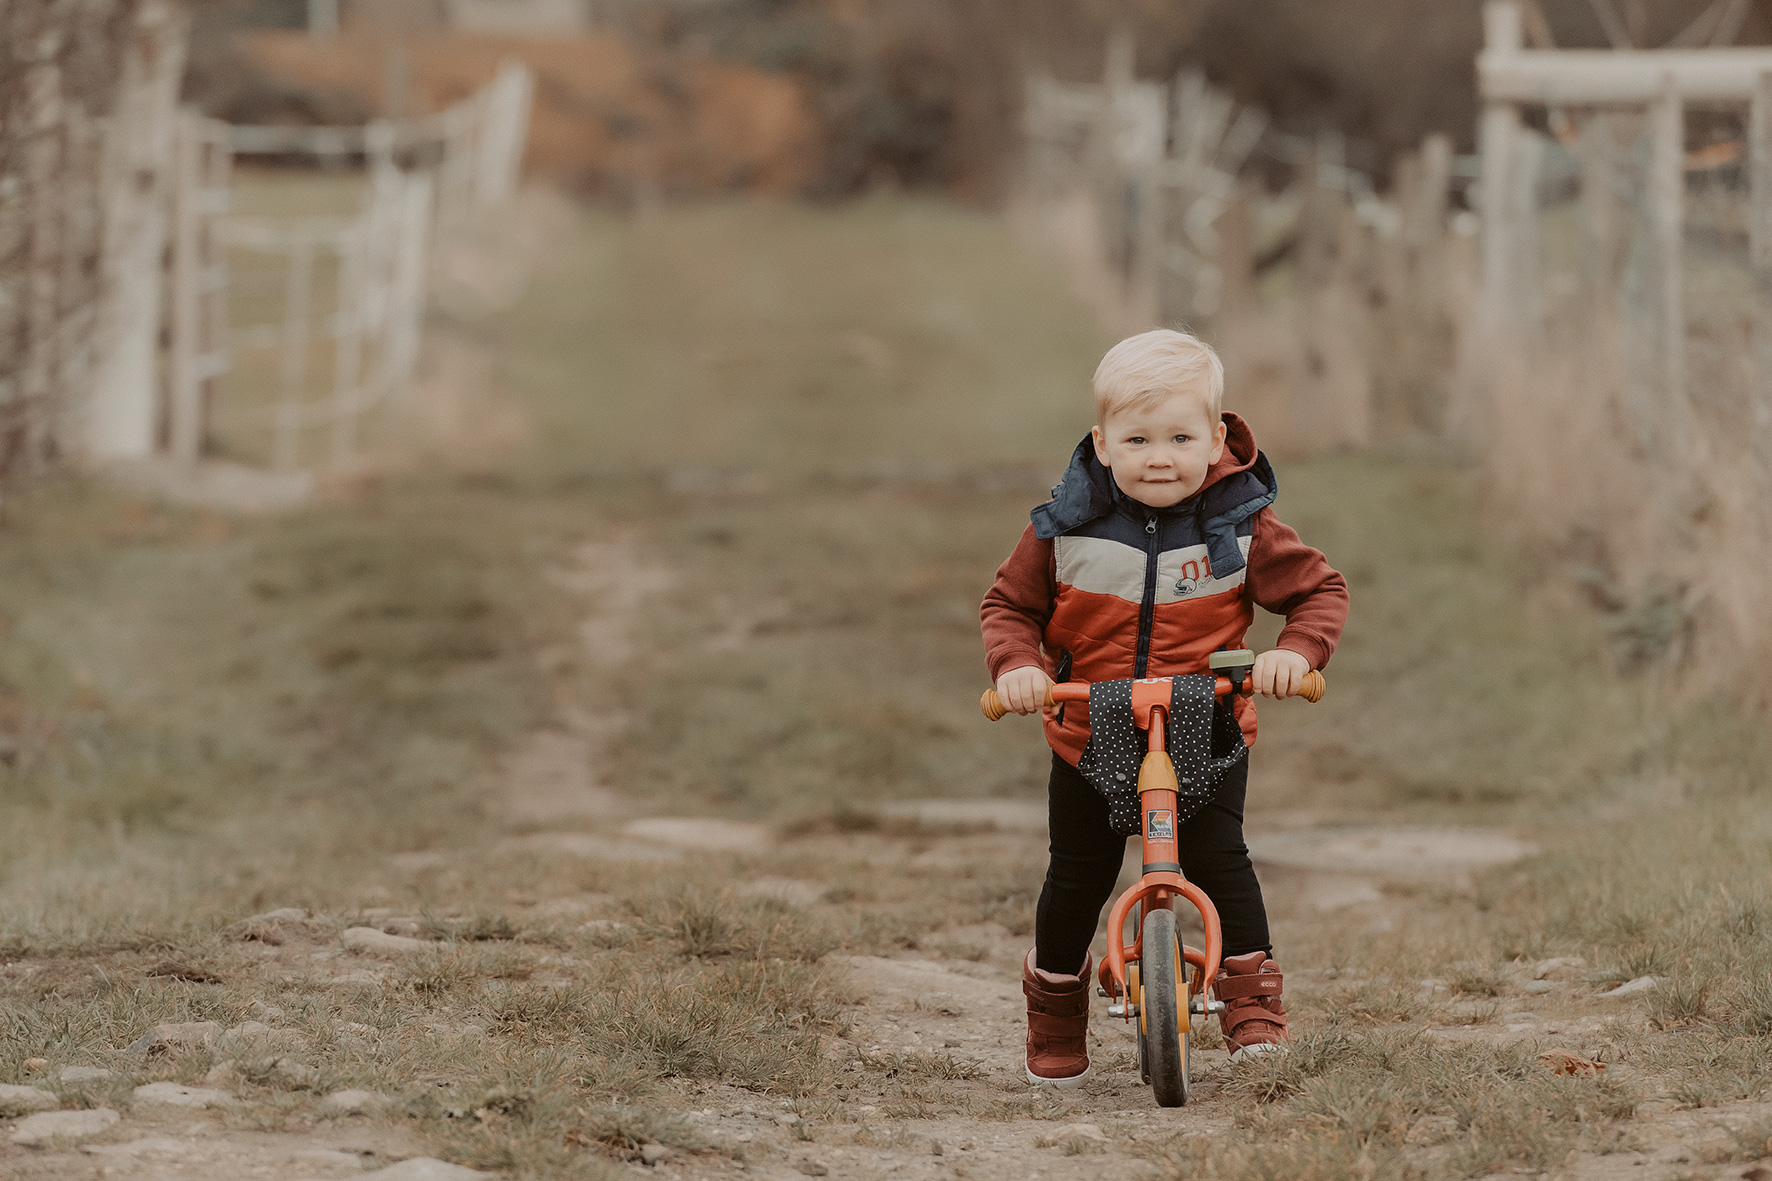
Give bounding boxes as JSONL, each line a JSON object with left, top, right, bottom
{"left": 1538, "top": 1049, "right": 1606, "bottom": 1077}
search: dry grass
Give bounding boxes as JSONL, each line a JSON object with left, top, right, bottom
{"left": 3, "top": 189, "right": 1771, "bottom": 1177}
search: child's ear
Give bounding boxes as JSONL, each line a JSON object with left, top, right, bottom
{"left": 1208, "top": 419, "right": 1227, "bottom": 464}
{"left": 1091, "top": 424, "right": 1110, "bottom": 466}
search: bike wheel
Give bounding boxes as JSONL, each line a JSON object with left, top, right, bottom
{"left": 1129, "top": 962, "right": 1149, "bottom": 1084}
{"left": 1141, "top": 907, "right": 1191, "bottom": 1107}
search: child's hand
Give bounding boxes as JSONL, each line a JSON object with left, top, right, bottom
{"left": 1252, "top": 648, "right": 1312, "bottom": 699}
{"left": 995, "top": 665, "right": 1053, "bottom": 716}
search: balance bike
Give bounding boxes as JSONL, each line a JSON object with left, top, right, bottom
{"left": 981, "top": 649, "right": 1324, "bottom": 1107}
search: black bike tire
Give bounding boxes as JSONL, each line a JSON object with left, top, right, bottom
{"left": 1141, "top": 907, "right": 1190, "bottom": 1107}
{"left": 1131, "top": 962, "right": 1150, "bottom": 1085}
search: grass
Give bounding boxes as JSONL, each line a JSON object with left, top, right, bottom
{"left": 3, "top": 186, "right": 1772, "bottom": 1176}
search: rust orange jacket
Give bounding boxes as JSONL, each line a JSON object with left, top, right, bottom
{"left": 981, "top": 414, "right": 1348, "bottom": 764}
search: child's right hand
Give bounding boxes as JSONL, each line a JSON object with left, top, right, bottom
{"left": 995, "top": 665, "right": 1053, "bottom": 716}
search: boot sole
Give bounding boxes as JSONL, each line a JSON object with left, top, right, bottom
{"left": 1229, "top": 1042, "right": 1288, "bottom": 1065}
{"left": 1025, "top": 1059, "right": 1091, "bottom": 1088}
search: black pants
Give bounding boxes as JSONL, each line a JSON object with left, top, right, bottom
{"left": 1034, "top": 750, "right": 1271, "bottom": 975}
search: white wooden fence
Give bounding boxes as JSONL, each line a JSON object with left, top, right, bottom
{"left": 143, "top": 62, "right": 534, "bottom": 479}
{"left": 1019, "top": 33, "right": 1468, "bottom": 452}
{"left": 1473, "top": 0, "right": 1772, "bottom": 678}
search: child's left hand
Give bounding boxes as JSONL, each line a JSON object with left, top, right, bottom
{"left": 1251, "top": 648, "right": 1312, "bottom": 698}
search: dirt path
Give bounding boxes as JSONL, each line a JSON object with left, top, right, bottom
{"left": 4, "top": 523, "right": 1769, "bottom": 1180}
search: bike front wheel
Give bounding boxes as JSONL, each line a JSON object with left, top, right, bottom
{"left": 1140, "top": 906, "right": 1191, "bottom": 1107}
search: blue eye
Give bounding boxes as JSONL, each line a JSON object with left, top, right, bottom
{"left": 1128, "top": 436, "right": 1146, "bottom": 444}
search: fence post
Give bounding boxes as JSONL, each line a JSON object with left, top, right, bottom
{"left": 1650, "top": 75, "right": 1686, "bottom": 440}
{"left": 89, "top": 0, "right": 187, "bottom": 462}
{"left": 168, "top": 109, "right": 203, "bottom": 463}
{"left": 275, "top": 237, "right": 315, "bottom": 471}
{"left": 1752, "top": 70, "right": 1772, "bottom": 441}
{"left": 1479, "top": 0, "right": 1524, "bottom": 346}
{"left": 1506, "top": 128, "right": 1545, "bottom": 343}
{"left": 474, "top": 63, "right": 533, "bottom": 207}
{"left": 22, "top": 54, "right": 65, "bottom": 473}
{"left": 1216, "top": 181, "right": 1255, "bottom": 325}
{"left": 1094, "top": 26, "right": 1134, "bottom": 290}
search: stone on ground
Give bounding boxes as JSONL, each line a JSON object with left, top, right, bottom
{"left": 876, "top": 798, "right": 1048, "bottom": 832}
{"left": 204, "top": 1061, "right": 244, "bottom": 1088}
{"left": 268, "top": 1056, "right": 321, "bottom": 1089}
{"left": 373, "top": 1158, "right": 493, "bottom": 1179}
{"left": 0, "top": 1083, "right": 57, "bottom": 1114}
{"left": 497, "top": 832, "right": 681, "bottom": 862}
{"left": 132, "top": 1081, "right": 238, "bottom": 1108}
{"left": 1037, "top": 1123, "right": 1109, "bottom": 1146}
{"left": 734, "top": 877, "right": 825, "bottom": 907}
{"left": 623, "top": 816, "right": 772, "bottom": 852}
{"left": 1248, "top": 826, "right": 1538, "bottom": 876}
{"left": 56, "top": 1066, "right": 112, "bottom": 1083}
{"left": 223, "top": 908, "right": 314, "bottom": 944}
{"left": 320, "top": 1088, "right": 389, "bottom": 1115}
{"left": 8, "top": 1107, "right": 120, "bottom": 1146}
{"left": 126, "top": 1020, "right": 221, "bottom": 1054}
{"left": 1600, "top": 975, "right": 1665, "bottom": 997}
{"left": 342, "top": 926, "right": 437, "bottom": 955}
{"left": 640, "top": 1143, "right": 673, "bottom": 1165}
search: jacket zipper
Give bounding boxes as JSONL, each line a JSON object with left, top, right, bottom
{"left": 1134, "top": 514, "right": 1159, "bottom": 678}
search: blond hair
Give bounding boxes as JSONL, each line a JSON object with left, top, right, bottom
{"left": 1092, "top": 329, "right": 1224, "bottom": 424}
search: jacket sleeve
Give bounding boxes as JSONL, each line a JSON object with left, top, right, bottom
{"left": 1244, "top": 507, "right": 1348, "bottom": 671}
{"left": 981, "top": 523, "right": 1057, "bottom": 681}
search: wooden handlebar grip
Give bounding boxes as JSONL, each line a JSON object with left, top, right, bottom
{"left": 980, "top": 686, "right": 1059, "bottom": 720}
{"left": 1299, "top": 669, "right": 1325, "bottom": 703}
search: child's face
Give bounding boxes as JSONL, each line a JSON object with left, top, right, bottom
{"left": 1090, "top": 390, "right": 1227, "bottom": 508}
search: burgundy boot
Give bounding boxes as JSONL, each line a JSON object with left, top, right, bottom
{"left": 1214, "top": 951, "right": 1290, "bottom": 1062}
{"left": 1022, "top": 949, "right": 1093, "bottom": 1086}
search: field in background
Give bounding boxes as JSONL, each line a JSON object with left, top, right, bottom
{"left": 1, "top": 190, "right": 1770, "bottom": 1179}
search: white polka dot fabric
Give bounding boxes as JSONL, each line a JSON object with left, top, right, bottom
{"left": 1075, "top": 675, "right": 1249, "bottom": 836}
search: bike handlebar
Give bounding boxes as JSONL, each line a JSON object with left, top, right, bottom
{"left": 980, "top": 668, "right": 1325, "bottom": 722}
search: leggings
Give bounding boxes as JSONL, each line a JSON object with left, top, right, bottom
{"left": 1033, "top": 750, "right": 1271, "bottom": 975}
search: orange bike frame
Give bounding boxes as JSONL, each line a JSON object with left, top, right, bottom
{"left": 1092, "top": 678, "right": 1223, "bottom": 1014}
{"left": 984, "top": 664, "right": 1322, "bottom": 1018}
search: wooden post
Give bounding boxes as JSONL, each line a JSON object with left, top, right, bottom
{"left": 1650, "top": 76, "right": 1686, "bottom": 437}
{"left": 167, "top": 109, "right": 203, "bottom": 463}
{"left": 89, "top": 0, "right": 188, "bottom": 462}
{"left": 1480, "top": 0, "right": 1525, "bottom": 344}
{"left": 1752, "top": 71, "right": 1772, "bottom": 436}
{"left": 1298, "top": 132, "right": 1342, "bottom": 290}
{"left": 1414, "top": 133, "right": 1454, "bottom": 249}
{"left": 1506, "top": 128, "right": 1546, "bottom": 343}
{"left": 199, "top": 117, "right": 233, "bottom": 447}
{"left": 1578, "top": 112, "right": 1621, "bottom": 303}
{"left": 22, "top": 57, "right": 65, "bottom": 472}
{"left": 1216, "top": 181, "right": 1255, "bottom": 325}
{"left": 331, "top": 224, "right": 366, "bottom": 469}
{"left": 276, "top": 238, "right": 315, "bottom": 471}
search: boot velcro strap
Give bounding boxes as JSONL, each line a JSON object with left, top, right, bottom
{"left": 1024, "top": 985, "right": 1089, "bottom": 1014}
{"left": 1224, "top": 1008, "right": 1285, "bottom": 1037}
{"left": 1215, "top": 972, "right": 1283, "bottom": 1000}
{"left": 1026, "top": 1004, "right": 1086, "bottom": 1031}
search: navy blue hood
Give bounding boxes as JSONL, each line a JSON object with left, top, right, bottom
{"left": 1029, "top": 412, "right": 1277, "bottom": 579}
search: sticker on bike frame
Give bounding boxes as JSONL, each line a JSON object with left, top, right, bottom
{"left": 1146, "top": 810, "right": 1174, "bottom": 840}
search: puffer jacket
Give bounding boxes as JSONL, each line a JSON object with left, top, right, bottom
{"left": 981, "top": 413, "right": 1348, "bottom": 764}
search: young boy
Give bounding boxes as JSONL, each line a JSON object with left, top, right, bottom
{"left": 981, "top": 329, "right": 1348, "bottom": 1085}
